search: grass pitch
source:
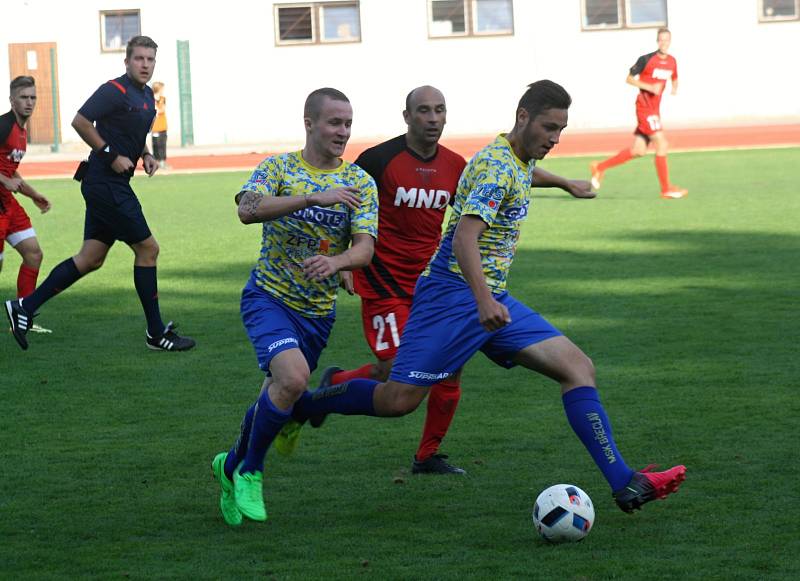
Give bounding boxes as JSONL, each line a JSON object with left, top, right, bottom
{"left": 1, "top": 148, "right": 798, "bottom": 579}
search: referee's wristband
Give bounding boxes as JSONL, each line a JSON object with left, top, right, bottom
{"left": 95, "top": 144, "right": 119, "bottom": 165}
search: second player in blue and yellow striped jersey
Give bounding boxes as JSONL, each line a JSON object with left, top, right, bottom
{"left": 215, "top": 89, "right": 381, "bottom": 525}
{"left": 240, "top": 150, "right": 377, "bottom": 316}
{"left": 427, "top": 134, "right": 532, "bottom": 292}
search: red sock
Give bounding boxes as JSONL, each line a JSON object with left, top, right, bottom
{"left": 655, "top": 155, "right": 670, "bottom": 192}
{"left": 331, "top": 363, "right": 375, "bottom": 384}
{"left": 598, "top": 149, "right": 633, "bottom": 172}
{"left": 17, "top": 264, "right": 39, "bottom": 298}
{"left": 415, "top": 379, "right": 461, "bottom": 461}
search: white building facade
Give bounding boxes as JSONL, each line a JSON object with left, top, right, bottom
{"left": 3, "top": 0, "right": 799, "bottom": 147}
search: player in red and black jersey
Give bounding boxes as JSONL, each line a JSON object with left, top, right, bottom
{"left": 590, "top": 28, "right": 688, "bottom": 199}
{"left": 0, "top": 76, "right": 52, "bottom": 328}
{"left": 330, "top": 86, "right": 469, "bottom": 474}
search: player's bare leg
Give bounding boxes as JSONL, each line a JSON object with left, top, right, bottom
{"left": 590, "top": 135, "right": 647, "bottom": 190}
{"left": 72, "top": 238, "right": 111, "bottom": 274}
{"left": 514, "top": 336, "right": 685, "bottom": 512}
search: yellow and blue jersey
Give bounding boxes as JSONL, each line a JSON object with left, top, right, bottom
{"left": 426, "top": 134, "right": 534, "bottom": 293}
{"left": 241, "top": 151, "right": 378, "bottom": 317}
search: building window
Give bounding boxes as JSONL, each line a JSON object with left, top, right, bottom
{"left": 100, "top": 10, "right": 141, "bottom": 52}
{"left": 581, "top": 0, "right": 667, "bottom": 30}
{"left": 274, "top": 2, "right": 361, "bottom": 45}
{"left": 428, "top": 0, "right": 514, "bottom": 38}
{"left": 759, "top": 0, "right": 799, "bottom": 21}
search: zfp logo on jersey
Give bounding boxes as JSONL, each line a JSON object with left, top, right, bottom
{"left": 394, "top": 187, "right": 451, "bottom": 209}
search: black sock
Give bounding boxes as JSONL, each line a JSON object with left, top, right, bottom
{"left": 134, "top": 265, "right": 165, "bottom": 336}
{"left": 22, "top": 258, "right": 82, "bottom": 314}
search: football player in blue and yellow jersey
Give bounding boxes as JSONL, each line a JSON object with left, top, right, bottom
{"left": 283, "top": 81, "right": 687, "bottom": 516}
{"left": 211, "top": 88, "right": 378, "bottom": 525}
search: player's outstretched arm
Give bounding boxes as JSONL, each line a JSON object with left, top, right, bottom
{"left": 453, "top": 215, "right": 510, "bottom": 332}
{"left": 0, "top": 173, "right": 22, "bottom": 193}
{"left": 236, "top": 186, "right": 361, "bottom": 224}
{"left": 531, "top": 167, "right": 595, "bottom": 199}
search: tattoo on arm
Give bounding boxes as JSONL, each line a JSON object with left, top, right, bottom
{"left": 239, "top": 191, "right": 264, "bottom": 217}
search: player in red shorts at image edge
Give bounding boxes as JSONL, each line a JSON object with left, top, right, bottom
{"left": 0, "top": 76, "right": 52, "bottom": 333}
{"left": 590, "top": 27, "right": 688, "bottom": 200}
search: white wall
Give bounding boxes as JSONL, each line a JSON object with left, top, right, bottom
{"left": 3, "top": 0, "right": 799, "bottom": 147}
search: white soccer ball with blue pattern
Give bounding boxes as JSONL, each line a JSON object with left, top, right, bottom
{"left": 532, "top": 484, "right": 595, "bottom": 543}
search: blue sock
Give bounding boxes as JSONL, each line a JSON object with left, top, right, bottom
{"left": 224, "top": 402, "right": 256, "bottom": 481}
{"left": 134, "top": 265, "right": 165, "bottom": 337}
{"left": 562, "top": 386, "right": 634, "bottom": 491}
{"left": 293, "top": 378, "right": 378, "bottom": 422}
{"left": 22, "top": 258, "right": 82, "bottom": 314}
{"left": 239, "top": 391, "right": 292, "bottom": 475}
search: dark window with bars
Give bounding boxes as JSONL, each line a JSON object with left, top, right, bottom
{"left": 275, "top": 2, "right": 361, "bottom": 45}
{"left": 101, "top": 10, "right": 141, "bottom": 51}
{"left": 759, "top": 0, "right": 799, "bottom": 21}
{"left": 581, "top": 0, "right": 667, "bottom": 29}
{"left": 428, "top": 0, "right": 513, "bottom": 38}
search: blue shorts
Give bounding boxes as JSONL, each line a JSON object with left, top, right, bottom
{"left": 82, "top": 179, "right": 152, "bottom": 245}
{"left": 241, "top": 274, "right": 334, "bottom": 374}
{"left": 390, "top": 275, "right": 562, "bottom": 387}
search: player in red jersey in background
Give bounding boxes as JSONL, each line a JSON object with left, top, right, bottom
{"left": 0, "top": 76, "right": 52, "bottom": 332}
{"left": 590, "top": 28, "right": 687, "bottom": 199}
{"left": 296, "top": 86, "right": 469, "bottom": 474}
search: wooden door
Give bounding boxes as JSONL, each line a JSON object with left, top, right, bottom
{"left": 8, "top": 42, "right": 61, "bottom": 145}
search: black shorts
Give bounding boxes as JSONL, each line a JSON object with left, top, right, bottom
{"left": 81, "top": 180, "right": 152, "bottom": 246}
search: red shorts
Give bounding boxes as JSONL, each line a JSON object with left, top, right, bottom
{"left": 635, "top": 108, "right": 663, "bottom": 141}
{"left": 360, "top": 296, "right": 412, "bottom": 360}
{"left": 0, "top": 196, "right": 34, "bottom": 257}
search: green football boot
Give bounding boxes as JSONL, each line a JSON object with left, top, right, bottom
{"left": 274, "top": 419, "right": 304, "bottom": 457}
{"left": 234, "top": 467, "right": 267, "bottom": 522}
{"left": 211, "top": 452, "right": 242, "bottom": 526}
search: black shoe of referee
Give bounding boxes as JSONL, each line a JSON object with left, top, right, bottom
{"left": 146, "top": 321, "right": 196, "bottom": 351}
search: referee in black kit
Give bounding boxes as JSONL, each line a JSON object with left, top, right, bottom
{"left": 5, "top": 36, "right": 194, "bottom": 352}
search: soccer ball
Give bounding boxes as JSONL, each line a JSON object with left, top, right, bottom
{"left": 532, "top": 484, "right": 595, "bottom": 543}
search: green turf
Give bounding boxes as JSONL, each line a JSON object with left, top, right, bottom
{"left": 1, "top": 148, "right": 798, "bottom": 579}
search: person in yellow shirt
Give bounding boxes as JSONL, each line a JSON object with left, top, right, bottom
{"left": 151, "top": 81, "right": 167, "bottom": 168}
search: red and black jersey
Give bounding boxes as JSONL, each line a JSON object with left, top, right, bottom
{"left": 353, "top": 134, "right": 466, "bottom": 299}
{"left": 0, "top": 110, "right": 27, "bottom": 209}
{"left": 630, "top": 51, "right": 678, "bottom": 113}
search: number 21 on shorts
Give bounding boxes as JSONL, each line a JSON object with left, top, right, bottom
{"left": 373, "top": 312, "right": 400, "bottom": 351}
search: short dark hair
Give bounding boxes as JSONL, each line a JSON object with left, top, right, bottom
{"left": 10, "top": 75, "right": 35, "bottom": 96}
{"left": 126, "top": 35, "right": 158, "bottom": 59}
{"left": 304, "top": 88, "right": 350, "bottom": 119}
{"left": 517, "top": 80, "right": 571, "bottom": 122}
